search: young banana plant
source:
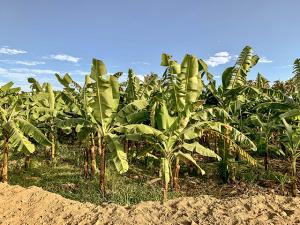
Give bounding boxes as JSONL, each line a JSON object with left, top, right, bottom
{"left": 280, "top": 116, "right": 300, "bottom": 196}
{"left": 247, "top": 112, "right": 284, "bottom": 171}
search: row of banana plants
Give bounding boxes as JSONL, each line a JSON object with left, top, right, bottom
{"left": 1, "top": 46, "right": 300, "bottom": 200}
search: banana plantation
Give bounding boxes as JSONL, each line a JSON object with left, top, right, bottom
{"left": 1, "top": 46, "right": 300, "bottom": 203}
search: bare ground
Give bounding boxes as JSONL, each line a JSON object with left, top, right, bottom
{"left": 1, "top": 183, "right": 300, "bottom": 225}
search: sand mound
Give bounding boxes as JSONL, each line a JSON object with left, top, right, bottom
{"left": 0, "top": 183, "right": 299, "bottom": 225}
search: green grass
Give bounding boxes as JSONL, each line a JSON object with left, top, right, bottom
{"left": 8, "top": 150, "right": 181, "bottom": 205}
{"left": 5, "top": 146, "right": 291, "bottom": 205}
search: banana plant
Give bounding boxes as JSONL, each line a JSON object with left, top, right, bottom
{"left": 280, "top": 116, "right": 300, "bottom": 196}
{"left": 115, "top": 107, "right": 257, "bottom": 201}
{"left": 207, "top": 46, "right": 285, "bottom": 112}
{"left": 88, "top": 59, "right": 125, "bottom": 193}
{"left": 120, "top": 70, "right": 157, "bottom": 159}
{"left": 29, "top": 80, "right": 65, "bottom": 160}
{"left": 124, "top": 69, "right": 159, "bottom": 104}
{"left": 255, "top": 73, "right": 270, "bottom": 89}
{"left": 55, "top": 59, "right": 148, "bottom": 194}
{"left": 0, "top": 82, "right": 51, "bottom": 183}
{"left": 204, "top": 47, "right": 259, "bottom": 119}
{"left": 55, "top": 73, "right": 98, "bottom": 178}
{"left": 204, "top": 47, "right": 289, "bottom": 182}
{"left": 247, "top": 112, "right": 284, "bottom": 171}
{"left": 222, "top": 46, "right": 259, "bottom": 90}
{"left": 272, "top": 59, "right": 300, "bottom": 196}
{"left": 115, "top": 53, "right": 257, "bottom": 201}
{"left": 124, "top": 69, "right": 141, "bottom": 103}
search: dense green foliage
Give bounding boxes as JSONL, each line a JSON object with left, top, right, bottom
{"left": 1, "top": 46, "right": 300, "bottom": 201}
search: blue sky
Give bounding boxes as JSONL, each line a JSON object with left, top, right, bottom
{"left": 0, "top": 0, "right": 299, "bottom": 90}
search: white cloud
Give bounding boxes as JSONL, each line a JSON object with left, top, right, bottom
{"left": 259, "top": 56, "right": 273, "bottom": 63}
{"left": 205, "top": 51, "right": 232, "bottom": 67}
{"left": 214, "top": 52, "right": 230, "bottom": 57}
{"left": 0, "top": 67, "right": 36, "bottom": 82}
{"left": 0, "top": 47, "right": 27, "bottom": 55}
{"left": 15, "top": 61, "right": 45, "bottom": 66}
{"left": 50, "top": 54, "right": 80, "bottom": 63}
{"left": 0, "top": 67, "right": 83, "bottom": 91}
{"left": 131, "top": 61, "right": 151, "bottom": 66}
{"left": 0, "top": 59, "right": 45, "bottom": 66}
{"left": 0, "top": 67, "right": 62, "bottom": 91}
{"left": 70, "top": 70, "right": 89, "bottom": 76}
{"left": 0, "top": 67, "right": 59, "bottom": 82}
{"left": 9, "top": 68, "right": 58, "bottom": 75}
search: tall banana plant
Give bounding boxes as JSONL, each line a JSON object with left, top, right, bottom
{"left": 89, "top": 59, "right": 124, "bottom": 193}
{"left": 56, "top": 59, "right": 146, "bottom": 194}
{"left": 55, "top": 65, "right": 151, "bottom": 194}
{"left": 0, "top": 82, "right": 50, "bottom": 183}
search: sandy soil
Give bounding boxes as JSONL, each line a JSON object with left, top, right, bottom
{"left": 0, "top": 183, "right": 299, "bottom": 225}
